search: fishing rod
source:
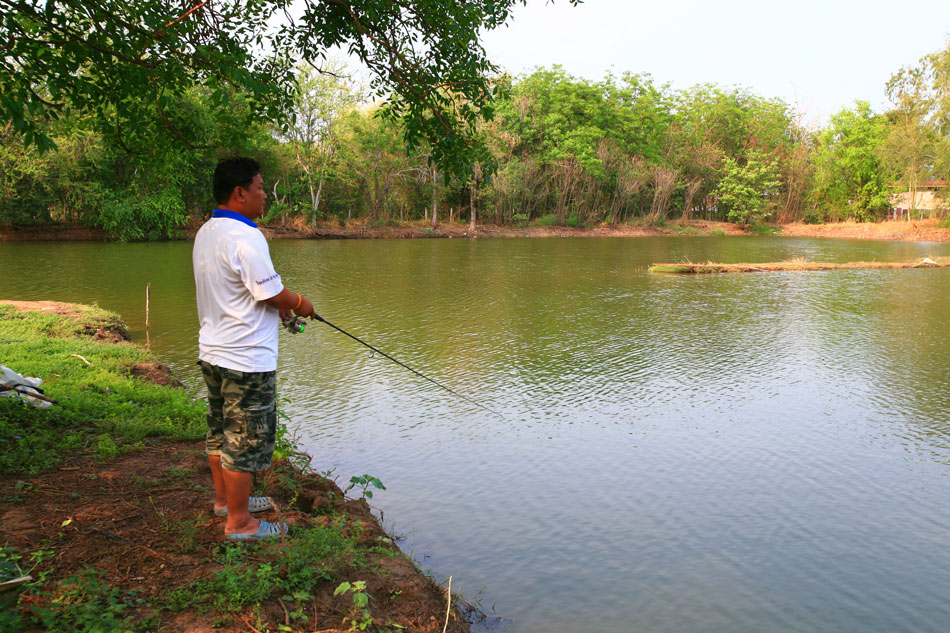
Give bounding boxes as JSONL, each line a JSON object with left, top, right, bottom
{"left": 283, "top": 314, "right": 504, "bottom": 418}
{"left": 0, "top": 384, "right": 58, "bottom": 404}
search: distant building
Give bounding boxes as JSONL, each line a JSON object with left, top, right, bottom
{"left": 889, "top": 180, "right": 948, "bottom": 220}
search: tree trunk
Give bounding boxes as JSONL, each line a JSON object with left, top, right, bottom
{"left": 469, "top": 179, "right": 477, "bottom": 232}
{"left": 430, "top": 165, "right": 438, "bottom": 229}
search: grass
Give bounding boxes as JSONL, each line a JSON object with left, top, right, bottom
{"left": 1, "top": 547, "right": 157, "bottom": 633}
{"left": 0, "top": 302, "right": 205, "bottom": 474}
{"left": 531, "top": 213, "right": 559, "bottom": 227}
{"left": 167, "top": 517, "right": 363, "bottom": 615}
{"left": 745, "top": 224, "right": 781, "bottom": 234}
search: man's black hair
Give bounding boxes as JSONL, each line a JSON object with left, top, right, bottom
{"left": 213, "top": 157, "right": 261, "bottom": 205}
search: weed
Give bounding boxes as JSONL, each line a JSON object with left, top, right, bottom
{"left": 167, "top": 517, "right": 362, "bottom": 617}
{"left": 708, "top": 228, "right": 726, "bottom": 235}
{"left": 745, "top": 224, "right": 781, "bottom": 234}
{"left": 161, "top": 517, "right": 203, "bottom": 554}
{"left": 346, "top": 474, "right": 386, "bottom": 501}
{"left": 31, "top": 569, "right": 153, "bottom": 632}
{"left": 334, "top": 580, "right": 373, "bottom": 631}
{"left": 95, "top": 433, "right": 124, "bottom": 460}
{"left": 168, "top": 465, "right": 197, "bottom": 479}
{"left": 1, "top": 548, "right": 152, "bottom": 633}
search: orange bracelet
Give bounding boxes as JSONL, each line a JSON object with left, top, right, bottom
{"left": 293, "top": 292, "right": 303, "bottom": 310}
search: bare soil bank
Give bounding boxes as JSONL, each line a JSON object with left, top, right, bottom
{"left": 4, "top": 218, "right": 949, "bottom": 242}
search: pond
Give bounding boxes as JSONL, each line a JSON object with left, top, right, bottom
{"left": 2, "top": 235, "right": 950, "bottom": 633}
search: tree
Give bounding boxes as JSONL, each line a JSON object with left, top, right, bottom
{"left": 1, "top": 0, "right": 579, "bottom": 178}
{"left": 716, "top": 150, "right": 781, "bottom": 224}
{"left": 338, "top": 109, "right": 414, "bottom": 221}
{"left": 281, "top": 62, "right": 360, "bottom": 224}
{"left": 809, "top": 102, "right": 891, "bottom": 221}
{"left": 884, "top": 47, "right": 945, "bottom": 218}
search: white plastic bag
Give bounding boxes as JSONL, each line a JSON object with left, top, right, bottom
{"left": 0, "top": 364, "right": 52, "bottom": 408}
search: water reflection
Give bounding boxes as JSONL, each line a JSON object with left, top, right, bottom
{"left": 3, "top": 236, "right": 950, "bottom": 633}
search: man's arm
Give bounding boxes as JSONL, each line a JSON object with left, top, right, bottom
{"left": 263, "top": 288, "right": 317, "bottom": 320}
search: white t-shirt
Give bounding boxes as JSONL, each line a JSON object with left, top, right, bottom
{"left": 193, "top": 212, "right": 284, "bottom": 372}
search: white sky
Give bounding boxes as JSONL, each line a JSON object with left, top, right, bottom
{"left": 480, "top": 0, "right": 950, "bottom": 126}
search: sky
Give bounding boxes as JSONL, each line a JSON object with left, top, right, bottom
{"left": 480, "top": 0, "right": 950, "bottom": 126}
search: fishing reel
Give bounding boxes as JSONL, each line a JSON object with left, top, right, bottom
{"left": 282, "top": 316, "right": 306, "bottom": 334}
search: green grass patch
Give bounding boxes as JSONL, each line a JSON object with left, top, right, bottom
{"left": 531, "top": 213, "right": 559, "bottom": 227}
{"left": 708, "top": 228, "right": 726, "bottom": 235}
{"left": 745, "top": 224, "right": 781, "bottom": 235}
{"left": 0, "top": 303, "right": 204, "bottom": 475}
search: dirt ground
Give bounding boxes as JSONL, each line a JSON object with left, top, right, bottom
{"left": 5, "top": 217, "right": 949, "bottom": 243}
{"left": 778, "top": 218, "right": 950, "bottom": 242}
{"left": 0, "top": 443, "right": 469, "bottom": 633}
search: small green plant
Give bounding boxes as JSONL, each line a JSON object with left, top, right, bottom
{"left": 938, "top": 217, "right": 950, "bottom": 229}
{"left": 708, "top": 228, "right": 726, "bottom": 235}
{"left": 681, "top": 226, "right": 700, "bottom": 235}
{"left": 211, "top": 546, "right": 281, "bottom": 613}
{"left": 95, "top": 433, "right": 123, "bottom": 460}
{"left": 511, "top": 212, "right": 529, "bottom": 227}
{"left": 334, "top": 580, "right": 373, "bottom": 631}
{"left": 565, "top": 213, "right": 582, "bottom": 228}
{"left": 161, "top": 517, "right": 202, "bottom": 554}
{"left": 346, "top": 474, "right": 386, "bottom": 501}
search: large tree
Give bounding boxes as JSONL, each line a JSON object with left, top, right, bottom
{"left": 0, "top": 0, "right": 578, "bottom": 177}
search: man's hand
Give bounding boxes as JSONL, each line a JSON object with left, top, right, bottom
{"left": 294, "top": 295, "right": 316, "bottom": 319}
{"left": 263, "top": 288, "right": 317, "bottom": 320}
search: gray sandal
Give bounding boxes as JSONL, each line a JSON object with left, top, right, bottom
{"left": 226, "top": 520, "right": 288, "bottom": 541}
{"left": 214, "top": 496, "right": 273, "bottom": 516}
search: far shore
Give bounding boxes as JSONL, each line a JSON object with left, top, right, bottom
{"left": 3, "top": 218, "right": 950, "bottom": 243}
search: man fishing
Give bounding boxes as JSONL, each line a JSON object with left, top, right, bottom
{"left": 193, "top": 157, "right": 316, "bottom": 540}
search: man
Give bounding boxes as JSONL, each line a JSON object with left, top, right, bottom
{"left": 193, "top": 157, "right": 316, "bottom": 540}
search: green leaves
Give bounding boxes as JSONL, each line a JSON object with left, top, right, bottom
{"left": 2, "top": 0, "right": 572, "bottom": 179}
{"left": 716, "top": 151, "right": 782, "bottom": 225}
{"left": 345, "top": 474, "right": 386, "bottom": 501}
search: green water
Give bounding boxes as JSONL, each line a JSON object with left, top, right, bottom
{"left": 3, "top": 235, "right": 950, "bottom": 633}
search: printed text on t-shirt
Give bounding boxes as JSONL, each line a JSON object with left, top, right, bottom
{"left": 256, "top": 273, "right": 280, "bottom": 285}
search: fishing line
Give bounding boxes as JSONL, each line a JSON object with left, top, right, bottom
{"left": 283, "top": 315, "right": 504, "bottom": 418}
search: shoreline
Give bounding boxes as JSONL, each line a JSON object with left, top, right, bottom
{"left": 0, "top": 301, "right": 470, "bottom": 633}
{"left": 3, "top": 218, "right": 950, "bottom": 243}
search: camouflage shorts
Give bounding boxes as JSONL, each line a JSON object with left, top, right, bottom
{"left": 199, "top": 361, "right": 277, "bottom": 473}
